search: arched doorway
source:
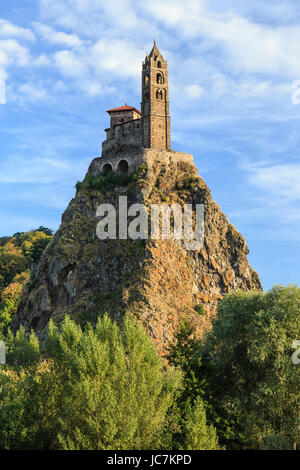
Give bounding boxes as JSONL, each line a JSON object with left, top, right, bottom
{"left": 117, "top": 159, "right": 129, "bottom": 174}
{"left": 102, "top": 163, "right": 113, "bottom": 175}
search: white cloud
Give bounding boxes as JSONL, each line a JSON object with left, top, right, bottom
{"left": 0, "top": 39, "right": 31, "bottom": 97}
{"left": 35, "top": 0, "right": 297, "bottom": 105}
{"left": 142, "top": 0, "right": 300, "bottom": 79}
{"left": 0, "top": 154, "right": 89, "bottom": 185}
{"left": 0, "top": 184, "right": 71, "bottom": 210}
{"left": 0, "top": 39, "right": 30, "bottom": 66}
{"left": 89, "top": 38, "right": 143, "bottom": 79}
{"left": 39, "top": 0, "right": 156, "bottom": 38}
{"left": 18, "top": 82, "right": 49, "bottom": 102}
{"left": 32, "top": 53, "right": 52, "bottom": 67}
{"left": 0, "top": 20, "right": 35, "bottom": 99}
{"left": 54, "top": 49, "right": 88, "bottom": 79}
{"left": 233, "top": 80, "right": 287, "bottom": 98}
{"left": 51, "top": 38, "right": 144, "bottom": 95}
{"left": 246, "top": 163, "right": 300, "bottom": 201}
{"left": 53, "top": 80, "right": 67, "bottom": 92}
{"left": 0, "top": 156, "right": 65, "bottom": 184}
{"left": 0, "top": 18, "right": 35, "bottom": 41}
{"left": 184, "top": 84, "right": 204, "bottom": 99}
{"left": 80, "top": 80, "right": 103, "bottom": 96}
{"left": 33, "top": 22, "right": 82, "bottom": 47}
{"left": 208, "top": 0, "right": 300, "bottom": 25}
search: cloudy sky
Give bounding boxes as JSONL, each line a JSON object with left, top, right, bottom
{"left": 0, "top": 0, "right": 300, "bottom": 289}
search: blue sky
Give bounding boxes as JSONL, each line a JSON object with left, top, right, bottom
{"left": 0, "top": 0, "right": 300, "bottom": 290}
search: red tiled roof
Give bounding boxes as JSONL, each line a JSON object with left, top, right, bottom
{"left": 106, "top": 105, "right": 141, "bottom": 114}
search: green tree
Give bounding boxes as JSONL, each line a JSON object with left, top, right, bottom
{"left": 20, "top": 231, "right": 52, "bottom": 264}
{"left": 57, "top": 314, "right": 180, "bottom": 450}
{"left": 184, "top": 397, "right": 222, "bottom": 450}
{"left": 202, "top": 286, "right": 300, "bottom": 449}
{"left": 0, "top": 229, "right": 52, "bottom": 332}
{"left": 0, "top": 230, "right": 52, "bottom": 294}
{"left": 0, "top": 283, "right": 23, "bottom": 336}
{"left": 0, "top": 272, "right": 30, "bottom": 337}
{"left": 165, "top": 319, "right": 222, "bottom": 450}
{"left": 0, "top": 242, "right": 28, "bottom": 288}
{"left": 167, "top": 319, "right": 205, "bottom": 405}
{"left": 0, "top": 314, "right": 181, "bottom": 450}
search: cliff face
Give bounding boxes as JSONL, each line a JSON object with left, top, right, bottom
{"left": 13, "top": 156, "right": 261, "bottom": 353}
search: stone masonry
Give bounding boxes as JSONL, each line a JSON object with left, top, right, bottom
{"left": 100, "top": 42, "right": 176, "bottom": 174}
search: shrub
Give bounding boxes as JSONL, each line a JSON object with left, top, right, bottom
{"left": 76, "top": 171, "right": 138, "bottom": 195}
{"left": 195, "top": 304, "right": 204, "bottom": 315}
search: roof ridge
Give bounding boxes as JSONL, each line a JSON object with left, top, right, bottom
{"left": 106, "top": 105, "right": 141, "bottom": 114}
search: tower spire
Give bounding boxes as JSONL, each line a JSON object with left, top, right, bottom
{"left": 141, "top": 43, "right": 170, "bottom": 149}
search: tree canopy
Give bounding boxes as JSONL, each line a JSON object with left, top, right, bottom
{"left": 201, "top": 286, "right": 300, "bottom": 449}
{"left": 0, "top": 229, "right": 53, "bottom": 335}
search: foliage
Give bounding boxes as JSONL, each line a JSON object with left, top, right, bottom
{"left": 167, "top": 319, "right": 205, "bottom": 406}
{"left": 194, "top": 304, "right": 204, "bottom": 315}
{"left": 0, "top": 258, "right": 298, "bottom": 451}
{"left": 0, "top": 283, "right": 24, "bottom": 336}
{"left": 20, "top": 231, "right": 52, "bottom": 264}
{"left": 201, "top": 286, "right": 300, "bottom": 449}
{"left": 260, "top": 434, "right": 292, "bottom": 450}
{"left": 184, "top": 397, "right": 222, "bottom": 450}
{"left": 165, "top": 319, "right": 222, "bottom": 450}
{"left": 176, "top": 177, "right": 199, "bottom": 190}
{"left": 0, "top": 229, "right": 52, "bottom": 291}
{"left": 0, "top": 242, "right": 28, "bottom": 288}
{"left": 0, "top": 237, "right": 10, "bottom": 247}
{"left": 35, "top": 226, "right": 54, "bottom": 236}
{"left": 0, "top": 314, "right": 181, "bottom": 450}
{"left": 12, "top": 226, "right": 53, "bottom": 243}
{"left": 76, "top": 171, "right": 135, "bottom": 195}
{"left": 0, "top": 229, "right": 52, "bottom": 333}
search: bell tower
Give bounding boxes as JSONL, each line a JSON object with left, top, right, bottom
{"left": 141, "top": 42, "right": 170, "bottom": 150}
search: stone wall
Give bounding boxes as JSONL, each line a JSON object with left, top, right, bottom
{"left": 89, "top": 147, "right": 194, "bottom": 176}
{"left": 102, "top": 119, "right": 142, "bottom": 156}
{"left": 142, "top": 148, "right": 193, "bottom": 167}
{"left": 108, "top": 109, "right": 141, "bottom": 130}
{"left": 89, "top": 148, "right": 144, "bottom": 176}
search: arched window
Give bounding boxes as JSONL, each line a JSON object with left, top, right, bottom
{"left": 157, "top": 61, "right": 161, "bottom": 68}
{"left": 156, "top": 73, "right": 164, "bottom": 84}
{"left": 156, "top": 89, "right": 163, "bottom": 100}
{"left": 102, "top": 163, "right": 113, "bottom": 175}
{"left": 117, "top": 159, "right": 129, "bottom": 175}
